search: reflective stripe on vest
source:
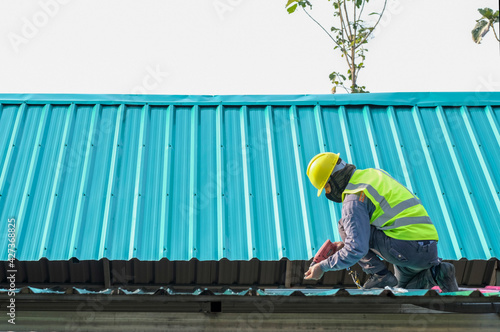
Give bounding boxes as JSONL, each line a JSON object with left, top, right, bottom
{"left": 344, "top": 182, "right": 432, "bottom": 231}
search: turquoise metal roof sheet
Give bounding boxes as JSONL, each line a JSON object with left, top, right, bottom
{"left": 1, "top": 93, "right": 499, "bottom": 262}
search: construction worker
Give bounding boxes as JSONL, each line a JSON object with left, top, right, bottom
{"left": 303, "top": 152, "right": 459, "bottom": 292}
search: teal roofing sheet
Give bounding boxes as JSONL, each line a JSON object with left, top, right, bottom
{"left": 1, "top": 92, "right": 499, "bottom": 262}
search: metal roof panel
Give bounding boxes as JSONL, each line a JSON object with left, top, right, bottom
{"left": 0, "top": 93, "right": 499, "bottom": 262}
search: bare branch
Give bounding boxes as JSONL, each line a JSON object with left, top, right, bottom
{"left": 491, "top": 21, "right": 500, "bottom": 42}
{"left": 301, "top": 6, "right": 343, "bottom": 49}
{"left": 358, "top": 0, "right": 366, "bottom": 20}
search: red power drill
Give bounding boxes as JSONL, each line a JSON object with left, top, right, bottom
{"left": 310, "top": 239, "right": 344, "bottom": 266}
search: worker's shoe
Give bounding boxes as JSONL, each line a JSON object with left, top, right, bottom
{"left": 433, "top": 262, "right": 459, "bottom": 293}
{"left": 363, "top": 272, "right": 398, "bottom": 289}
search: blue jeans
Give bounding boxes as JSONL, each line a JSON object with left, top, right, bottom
{"left": 357, "top": 226, "right": 441, "bottom": 288}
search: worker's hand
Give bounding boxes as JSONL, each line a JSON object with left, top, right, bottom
{"left": 304, "top": 263, "right": 325, "bottom": 280}
{"left": 333, "top": 241, "right": 345, "bottom": 252}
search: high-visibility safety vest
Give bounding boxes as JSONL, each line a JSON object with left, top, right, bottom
{"left": 342, "top": 169, "right": 439, "bottom": 241}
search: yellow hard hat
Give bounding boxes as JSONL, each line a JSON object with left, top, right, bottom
{"left": 306, "top": 152, "right": 340, "bottom": 197}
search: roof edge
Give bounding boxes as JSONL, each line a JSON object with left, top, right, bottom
{"left": 1, "top": 92, "right": 500, "bottom": 106}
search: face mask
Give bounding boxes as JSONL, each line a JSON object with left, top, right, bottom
{"left": 325, "top": 179, "right": 343, "bottom": 203}
{"left": 323, "top": 162, "right": 357, "bottom": 203}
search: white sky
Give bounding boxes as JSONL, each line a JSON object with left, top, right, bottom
{"left": 0, "top": 0, "right": 499, "bottom": 95}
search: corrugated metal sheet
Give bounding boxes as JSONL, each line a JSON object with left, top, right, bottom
{"left": 1, "top": 93, "right": 499, "bottom": 262}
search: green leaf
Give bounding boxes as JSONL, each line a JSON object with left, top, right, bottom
{"left": 286, "top": 0, "right": 298, "bottom": 7}
{"left": 478, "top": 7, "right": 494, "bottom": 19}
{"left": 471, "top": 19, "right": 490, "bottom": 44}
{"left": 287, "top": 3, "right": 298, "bottom": 14}
{"left": 494, "top": 11, "right": 500, "bottom": 23}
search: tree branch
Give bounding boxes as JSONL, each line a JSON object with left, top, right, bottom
{"left": 355, "top": 0, "right": 388, "bottom": 50}
{"left": 491, "top": 21, "right": 500, "bottom": 42}
{"left": 301, "top": 6, "right": 343, "bottom": 49}
{"left": 337, "top": 1, "right": 352, "bottom": 61}
{"left": 343, "top": 0, "right": 354, "bottom": 45}
{"left": 358, "top": 0, "right": 366, "bottom": 20}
